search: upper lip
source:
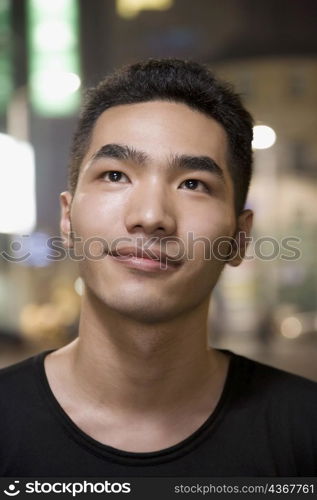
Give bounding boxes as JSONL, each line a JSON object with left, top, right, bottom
{"left": 107, "top": 246, "right": 183, "bottom": 266}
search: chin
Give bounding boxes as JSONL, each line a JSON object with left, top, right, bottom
{"left": 87, "top": 282, "right": 188, "bottom": 323}
{"left": 84, "top": 270, "right": 213, "bottom": 323}
{"left": 104, "top": 295, "right": 183, "bottom": 324}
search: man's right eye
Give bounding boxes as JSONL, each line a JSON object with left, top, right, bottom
{"left": 102, "top": 171, "right": 129, "bottom": 183}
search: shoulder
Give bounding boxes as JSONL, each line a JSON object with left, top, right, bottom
{"left": 0, "top": 354, "right": 37, "bottom": 381}
{"left": 232, "top": 352, "right": 317, "bottom": 416}
{"left": 0, "top": 355, "right": 35, "bottom": 384}
{"left": 241, "top": 354, "right": 317, "bottom": 390}
{"left": 0, "top": 352, "right": 48, "bottom": 409}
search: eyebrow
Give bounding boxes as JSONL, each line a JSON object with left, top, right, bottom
{"left": 90, "top": 143, "right": 225, "bottom": 184}
{"left": 170, "top": 154, "right": 225, "bottom": 183}
{"left": 91, "top": 143, "right": 148, "bottom": 165}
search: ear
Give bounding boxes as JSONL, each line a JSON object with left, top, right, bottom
{"left": 227, "top": 209, "right": 253, "bottom": 267}
{"left": 60, "top": 191, "right": 73, "bottom": 248}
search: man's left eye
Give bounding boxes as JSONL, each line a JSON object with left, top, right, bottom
{"left": 102, "top": 171, "right": 129, "bottom": 182}
{"left": 179, "top": 179, "right": 209, "bottom": 192}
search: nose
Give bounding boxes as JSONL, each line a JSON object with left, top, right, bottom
{"left": 124, "top": 180, "right": 177, "bottom": 236}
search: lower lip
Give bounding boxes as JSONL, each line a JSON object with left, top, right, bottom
{"left": 109, "top": 254, "right": 179, "bottom": 272}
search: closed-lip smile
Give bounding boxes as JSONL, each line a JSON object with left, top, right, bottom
{"left": 107, "top": 245, "right": 183, "bottom": 272}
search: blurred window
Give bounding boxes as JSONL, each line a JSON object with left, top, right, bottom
{"left": 289, "top": 71, "right": 307, "bottom": 97}
{"left": 236, "top": 71, "right": 253, "bottom": 99}
{"left": 290, "top": 141, "right": 314, "bottom": 176}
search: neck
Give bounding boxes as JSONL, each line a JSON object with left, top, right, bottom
{"left": 63, "top": 289, "right": 227, "bottom": 416}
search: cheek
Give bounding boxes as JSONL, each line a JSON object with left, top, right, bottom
{"left": 183, "top": 204, "right": 235, "bottom": 240}
{"left": 179, "top": 204, "right": 236, "bottom": 263}
{"left": 71, "top": 192, "right": 125, "bottom": 238}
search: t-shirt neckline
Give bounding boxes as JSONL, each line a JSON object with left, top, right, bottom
{"left": 34, "top": 347, "right": 238, "bottom": 466}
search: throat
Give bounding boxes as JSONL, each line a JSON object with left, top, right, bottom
{"left": 44, "top": 345, "right": 230, "bottom": 453}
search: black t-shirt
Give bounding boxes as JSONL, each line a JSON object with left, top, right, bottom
{"left": 0, "top": 349, "right": 317, "bottom": 477}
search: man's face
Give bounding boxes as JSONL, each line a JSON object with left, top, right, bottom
{"left": 61, "top": 101, "right": 252, "bottom": 323}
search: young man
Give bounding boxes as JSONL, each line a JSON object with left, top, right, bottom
{"left": 1, "top": 59, "right": 316, "bottom": 476}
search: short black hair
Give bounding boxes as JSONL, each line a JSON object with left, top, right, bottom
{"left": 69, "top": 58, "right": 253, "bottom": 214}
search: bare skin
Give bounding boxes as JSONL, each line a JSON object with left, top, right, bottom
{"left": 45, "top": 101, "right": 253, "bottom": 452}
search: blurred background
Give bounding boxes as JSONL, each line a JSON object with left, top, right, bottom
{"left": 0, "top": 0, "right": 316, "bottom": 379}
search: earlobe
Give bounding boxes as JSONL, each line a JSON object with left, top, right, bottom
{"left": 226, "top": 209, "right": 253, "bottom": 267}
{"left": 60, "top": 191, "right": 73, "bottom": 248}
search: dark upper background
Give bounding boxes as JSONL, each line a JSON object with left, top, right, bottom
{"left": 8, "top": 0, "right": 317, "bottom": 230}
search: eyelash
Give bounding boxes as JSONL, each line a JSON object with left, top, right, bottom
{"left": 100, "top": 171, "right": 211, "bottom": 193}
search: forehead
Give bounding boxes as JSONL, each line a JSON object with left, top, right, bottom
{"left": 87, "top": 100, "right": 227, "bottom": 155}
